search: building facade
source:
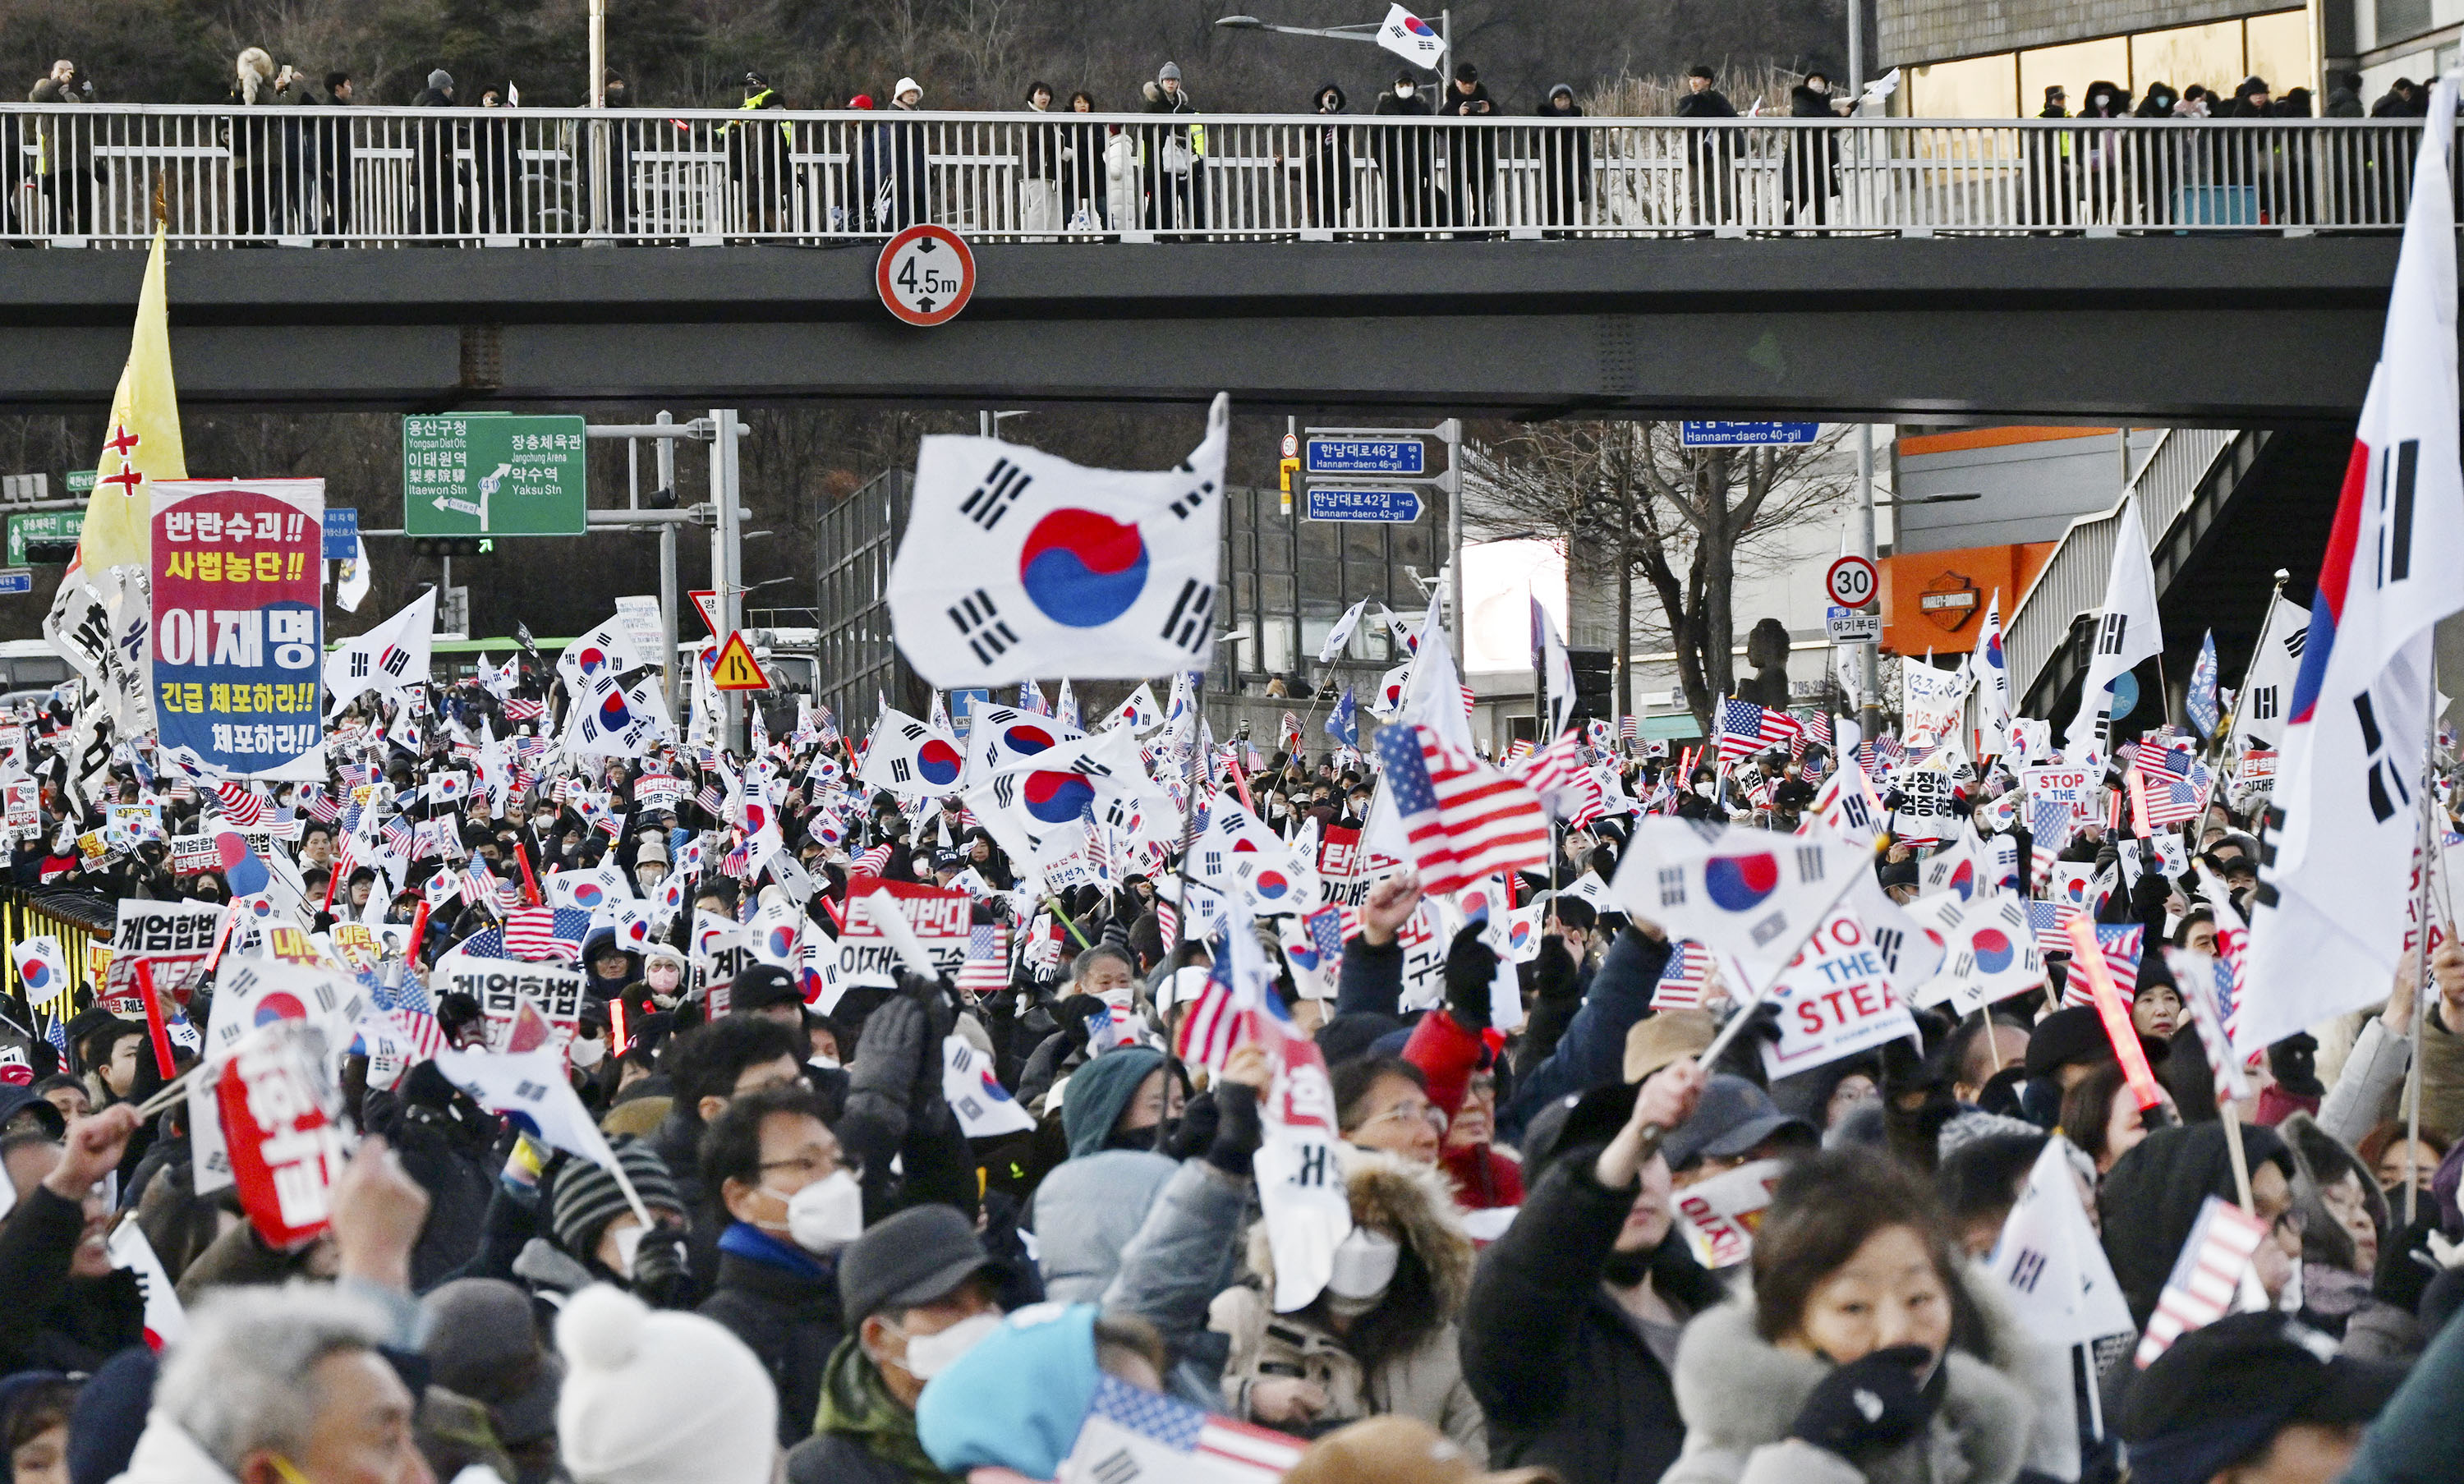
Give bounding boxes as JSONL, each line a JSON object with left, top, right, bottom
{"left": 1882, "top": 0, "right": 2322, "bottom": 115}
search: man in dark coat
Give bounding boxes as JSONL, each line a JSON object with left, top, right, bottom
{"left": 1462, "top": 1055, "right": 1717, "bottom": 1484}
{"left": 0, "top": 1105, "right": 145, "bottom": 1379}
{"left": 699, "top": 1086, "right": 852, "bottom": 1445}
{"left": 1673, "top": 64, "right": 1736, "bottom": 227}
{"left": 1372, "top": 69, "right": 1434, "bottom": 231}
{"left": 412, "top": 69, "right": 462, "bottom": 237}
{"left": 1437, "top": 62, "right": 1498, "bottom": 232}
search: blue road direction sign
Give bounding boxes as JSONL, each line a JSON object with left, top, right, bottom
{"left": 322, "top": 508, "right": 359, "bottom": 560}
{"left": 1307, "top": 486, "right": 1424, "bottom": 523}
{"left": 1679, "top": 421, "right": 1821, "bottom": 447}
{"left": 1305, "top": 438, "right": 1425, "bottom": 476}
{"left": 0, "top": 569, "right": 33, "bottom": 595}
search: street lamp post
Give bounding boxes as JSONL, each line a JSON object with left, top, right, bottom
{"left": 1215, "top": 11, "right": 1452, "bottom": 104}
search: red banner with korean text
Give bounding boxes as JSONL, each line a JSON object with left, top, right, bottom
{"left": 149, "top": 479, "right": 324, "bottom": 779}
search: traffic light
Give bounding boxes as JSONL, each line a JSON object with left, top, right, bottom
{"left": 20, "top": 539, "right": 76, "bottom": 565}
{"left": 411, "top": 538, "right": 483, "bottom": 560}
{"left": 1567, "top": 647, "right": 1616, "bottom": 723}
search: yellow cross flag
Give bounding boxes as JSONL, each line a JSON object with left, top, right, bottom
{"left": 76, "top": 223, "right": 186, "bottom": 575}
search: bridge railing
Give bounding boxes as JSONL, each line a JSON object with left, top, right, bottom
{"left": 0, "top": 106, "right": 2439, "bottom": 247}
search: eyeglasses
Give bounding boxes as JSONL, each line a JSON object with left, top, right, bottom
{"left": 1357, "top": 1099, "right": 1447, "bottom": 1135}
{"left": 760, "top": 1153, "right": 839, "bottom": 1179}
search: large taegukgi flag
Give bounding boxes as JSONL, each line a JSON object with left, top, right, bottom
{"left": 887, "top": 394, "right": 1230, "bottom": 686}
{"left": 2241, "top": 76, "right": 2464, "bottom": 1058}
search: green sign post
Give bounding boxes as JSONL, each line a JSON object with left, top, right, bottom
{"left": 65, "top": 471, "right": 95, "bottom": 495}
{"left": 402, "top": 414, "right": 588, "bottom": 537}
{"left": 9, "top": 511, "right": 85, "bottom": 565}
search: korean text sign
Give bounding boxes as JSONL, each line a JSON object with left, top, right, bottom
{"left": 150, "top": 480, "right": 324, "bottom": 779}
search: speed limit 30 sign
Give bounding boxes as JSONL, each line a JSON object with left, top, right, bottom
{"left": 1823, "top": 554, "right": 1878, "bottom": 609}
{"left": 876, "top": 224, "right": 976, "bottom": 327}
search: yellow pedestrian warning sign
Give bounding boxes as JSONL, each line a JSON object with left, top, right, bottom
{"left": 710, "top": 631, "right": 770, "bottom": 691}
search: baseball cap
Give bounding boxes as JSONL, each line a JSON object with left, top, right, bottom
{"left": 1284, "top": 1417, "right": 1554, "bottom": 1484}
{"left": 421, "top": 1279, "right": 564, "bottom": 1446}
{"left": 837, "top": 1205, "right": 999, "bottom": 1325}
{"left": 2121, "top": 1313, "right": 2406, "bottom": 1484}
{"left": 1659, "top": 1074, "right": 1817, "bottom": 1170}
{"left": 729, "top": 964, "right": 802, "bottom": 1013}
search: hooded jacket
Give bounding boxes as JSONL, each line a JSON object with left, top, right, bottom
{"left": 0, "top": 1183, "right": 145, "bottom": 1376}
{"left": 1461, "top": 1146, "right": 1729, "bottom": 1484}
{"left": 1209, "top": 1147, "right": 1487, "bottom": 1456}
{"left": 788, "top": 1337, "right": 948, "bottom": 1484}
{"left": 2100, "top": 1121, "right": 2292, "bottom": 1329}
{"left": 2277, "top": 1111, "right": 2410, "bottom": 1348}
{"left": 1661, "top": 1273, "right": 2040, "bottom": 1484}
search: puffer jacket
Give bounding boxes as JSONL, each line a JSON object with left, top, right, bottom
{"left": 1662, "top": 1270, "right": 2057, "bottom": 1484}
{"left": 1209, "top": 1147, "right": 1486, "bottom": 1457}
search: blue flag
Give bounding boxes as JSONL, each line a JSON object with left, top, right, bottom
{"left": 1326, "top": 687, "right": 1358, "bottom": 747}
{"left": 2186, "top": 629, "right": 2220, "bottom": 737}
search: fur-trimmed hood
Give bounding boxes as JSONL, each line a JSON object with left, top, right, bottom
{"left": 1662, "top": 1264, "right": 2060, "bottom": 1484}
{"left": 2278, "top": 1110, "right": 2388, "bottom": 1271}
{"left": 1244, "top": 1145, "right": 1475, "bottom": 1316}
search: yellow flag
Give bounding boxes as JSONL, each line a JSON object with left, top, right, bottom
{"left": 76, "top": 223, "right": 186, "bottom": 574}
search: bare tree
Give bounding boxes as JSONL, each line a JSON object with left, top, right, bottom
{"left": 1464, "top": 420, "right": 1846, "bottom": 733}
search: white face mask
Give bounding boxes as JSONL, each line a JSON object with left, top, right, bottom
{"left": 766, "top": 1168, "right": 864, "bottom": 1252}
{"left": 810, "top": 1054, "right": 841, "bottom": 1071}
{"left": 1693, "top": 782, "right": 1716, "bottom": 799}
{"left": 898, "top": 1311, "right": 1003, "bottom": 1379}
{"left": 1395, "top": 85, "right": 1414, "bottom": 99}
{"left": 611, "top": 1222, "right": 647, "bottom": 1279}
{"left": 569, "top": 1036, "right": 606, "bottom": 1069}
{"left": 1325, "top": 1227, "right": 1400, "bottom": 1303}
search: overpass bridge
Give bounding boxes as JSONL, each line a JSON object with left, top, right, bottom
{"left": 0, "top": 107, "right": 2443, "bottom": 423}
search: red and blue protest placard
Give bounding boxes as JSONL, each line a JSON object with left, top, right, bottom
{"left": 149, "top": 480, "right": 324, "bottom": 779}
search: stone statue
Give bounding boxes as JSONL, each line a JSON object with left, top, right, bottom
{"left": 1741, "top": 617, "right": 1792, "bottom": 710}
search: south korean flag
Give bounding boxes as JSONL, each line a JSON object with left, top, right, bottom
{"left": 962, "top": 696, "right": 1087, "bottom": 783}
{"left": 563, "top": 668, "right": 673, "bottom": 758}
{"left": 857, "top": 707, "right": 967, "bottom": 797}
{"left": 887, "top": 393, "right": 1230, "bottom": 686}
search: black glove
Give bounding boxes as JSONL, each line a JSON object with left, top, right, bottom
{"left": 1443, "top": 922, "right": 1496, "bottom": 1031}
{"left": 1055, "top": 993, "right": 1109, "bottom": 1051}
{"left": 628, "top": 1223, "right": 696, "bottom": 1308}
{"left": 1790, "top": 1345, "right": 1942, "bottom": 1462}
{"left": 1207, "top": 1081, "right": 1264, "bottom": 1178}
{"left": 1531, "top": 935, "right": 1582, "bottom": 1007}
{"left": 1162, "top": 1088, "right": 1221, "bottom": 1160}
{"left": 850, "top": 996, "right": 927, "bottom": 1113}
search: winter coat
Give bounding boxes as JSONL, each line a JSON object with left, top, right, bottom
{"left": 1029, "top": 1150, "right": 1177, "bottom": 1303}
{"left": 1400, "top": 1008, "right": 1523, "bottom": 1211}
{"left": 361, "top": 1065, "right": 499, "bottom": 1290}
{"left": 2101, "top": 1121, "right": 2292, "bottom": 1329}
{"left": 2336, "top": 1274, "right": 2464, "bottom": 1484}
{"left": 0, "top": 1184, "right": 145, "bottom": 1376}
{"left": 1461, "top": 1148, "right": 1730, "bottom": 1484}
{"left": 2415, "top": 1000, "right": 2464, "bottom": 1138}
{"left": 788, "top": 1339, "right": 953, "bottom": 1484}
{"left": 1210, "top": 1147, "right": 1486, "bottom": 1457}
{"left": 111, "top": 1413, "right": 240, "bottom": 1484}
{"left": 1099, "top": 1158, "right": 1251, "bottom": 1407}
{"left": 1662, "top": 1278, "right": 2041, "bottom": 1484}
{"left": 1675, "top": 89, "right": 1738, "bottom": 119}
{"left": 1498, "top": 928, "right": 1674, "bottom": 1144}
{"left": 2278, "top": 1111, "right": 2405, "bottom": 1341}
{"left": 701, "top": 1224, "right": 844, "bottom": 1446}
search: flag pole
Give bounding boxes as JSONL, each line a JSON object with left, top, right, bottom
{"left": 2218, "top": 1101, "right": 2256, "bottom": 1215}
{"left": 1170, "top": 669, "right": 1207, "bottom": 952}
{"left": 2407, "top": 655, "right": 2439, "bottom": 1224}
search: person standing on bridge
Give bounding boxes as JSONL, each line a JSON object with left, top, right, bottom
{"left": 1437, "top": 62, "right": 1498, "bottom": 237}
{"left": 1020, "top": 82, "right": 1063, "bottom": 237}
{"left": 883, "top": 77, "right": 931, "bottom": 232}
{"left": 1782, "top": 71, "right": 1839, "bottom": 231}
{"left": 732, "top": 71, "right": 794, "bottom": 238}
{"left": 1142, "top": 62, "right": 1202, "bottom": 233}
{"left": 1674, "top": 65, "right": 1736, "bottom": 231}
{"left": 413, "top": 68, "right": 465, "bottom": 240}
{"left": 2030, "top": 84, "right": 2073, "bottom": 231}
{"left": 1373, "top": 68, "right": 1434, "bottom": 233}
{"left": 321, "top": 71, "right": 356, "bottom": 236}
{"left": 1535, "top": 83, "right": 1589, "bottom": 237}
{"left": 1300, "top": 83, "right": 1354, "bottom": 234}
{"left": 26, "top": 59, "right": 94, "bottom": 239}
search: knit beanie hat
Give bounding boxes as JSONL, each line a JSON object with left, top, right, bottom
{"left": 555, "top": 1285, "right": 776, "bottom": 1484}
{"left": 429, "top": 69, "right": 453, "bottom": 92}
{"left": 549, "top": 1137, "right": 681, "bottom": 1260}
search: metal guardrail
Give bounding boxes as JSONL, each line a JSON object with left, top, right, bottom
{"left": 0, "top": 106, "right": 2440, "bottom": 246}
{"left": 2000, "top": 425, "right": 2239, "bottom": 712}
{"left": 2, "top": 886, "right": 113, "bottom": 1039}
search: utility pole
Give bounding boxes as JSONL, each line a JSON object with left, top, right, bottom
{"left": 1441, "top": 417, "right": 1464, "bottom": 661}
{"left": 655, "top": 410, "right": 679, "bottom": 719}
{"left": 1848, "top": 0, "right": 1864, "bottom": 99}
{"left": 1855, "top": 423, "right": 1882, "bottom": 741}
{"left": 711, "top": 408, "right": 745, "bottom": 751}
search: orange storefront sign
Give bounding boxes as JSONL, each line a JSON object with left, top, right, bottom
{"left": 1877, "top": 543, "right": 2055, "bottom": 655}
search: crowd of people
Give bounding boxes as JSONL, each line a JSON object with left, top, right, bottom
{"left": 0, "top": 604, "right": 2459, "bottom": 1484}
{"left": 10, "top": 51, "right": 2433, "bottom": 241}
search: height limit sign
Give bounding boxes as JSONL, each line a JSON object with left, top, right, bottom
{"left": 876, "top": 225, "right": 975, "bottom": 327}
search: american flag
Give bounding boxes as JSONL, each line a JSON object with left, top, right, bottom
{"left": 1619, "top": 714, "right": 1639, "bottom": 742}
{"left": 2025, "top": 900, "right": 2086, "bottom": 956}
{"left": 212, "top": 781, "right": 265, "bottom": 826}
{"left": 696, "top": 783, "right": 725, "bottom": 816}
{"left": 1650, "top": 940, "right": 1712, "bottom": 1010}
{"left": 2052, "top": 921, "right": 2143, "bottom": 1004}
{"left": 2134, "top": 1197, "right": 2269, "bottom": 1367}
{"left": 955, "top": 923, "right": 1011, "bottom": 999}
{"left": 2131, "top": 750, "right": 2213, "bottom": 829}
{"left": 1714, "top": 698, "right": 1798, "bottom": 763}
{"left": 1154, "top": 896, "right": 1179, "bottom": 949}
{"left": 1792, "top": 709, "right": 1834, "bottom": 747}
{"left": 1064, "top": 1375, "right": 1308, "bottom": 1484}
{"left": 504, "top": 697, "right": 545, "bottom": 722}
{"left": 500, "top": 906, "right": 583, "bottom": 963}
{"left": 2170, "top": 949, "right": 2253, "bottom": 1106}
{"left": 1372, "top": 723, "right": 1550, "bottom": 898}
{"left": 383, "top": 818, "right": 416, "bottom": 857}
{"left": 461, "top": 858, "right": 503, "bottom": 907}
{"left": 1514, "top": 729, "right": 1596, "bottom": 820}
{"left": 852, "top": 843, "right": 893, "bottom": 879}
{"left": 370, "top": 968, "right": 446, "bottom": 1062}
{"left": 302, "top": 789, "right": 340, "bottom": 824}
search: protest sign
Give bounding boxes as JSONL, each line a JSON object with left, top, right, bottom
{"left": 2, "top": 772, "right": 36, "bottom": 842}
{"left": 1675, "top": 1157, "right": 1788, "bottom": 1268}
{"left": 1760, "top": 907, "right": 1919, "bottom": 1078}
{"left": 149, "top": 480, "right": 325, "bottom": 779}
{"left": 835, "top": 880, "right": 974, "bottom": 987}
{"left": 632, "top": 774, "right": 686, "bottom": 812}
{"left": 102, "top": 899, "right": 223, "bottom": 1013}
{"left": 433, "top": 947, "right": 584, "bottom": 1055}
{"left": 218, "top": 1021, "right": 349, "bottom": 1249}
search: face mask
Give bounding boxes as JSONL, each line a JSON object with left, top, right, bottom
{"left": 811, "top": 1054, "right": 841, "bottom": 1071}
{"left": 1694, "top": 782, "right": 1715, "bottom": 799}
{"left": 569, "top": 1036, "right": 606, "bottom": 1069}
{"left": 1325, "top": 1227, "right": 1400, "bottom": 1303}
{"left": 1395, "top": 85, "right": 1414, "bottom": 99}
{"left": 898, "top": 1312, "right": 1002, "bottom": 1380}
{"left": 646, "top": 965, "right": 680, "bottom": 994}
{"left": 781, "top": 1169, "right": 864, "bottom": 1253}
